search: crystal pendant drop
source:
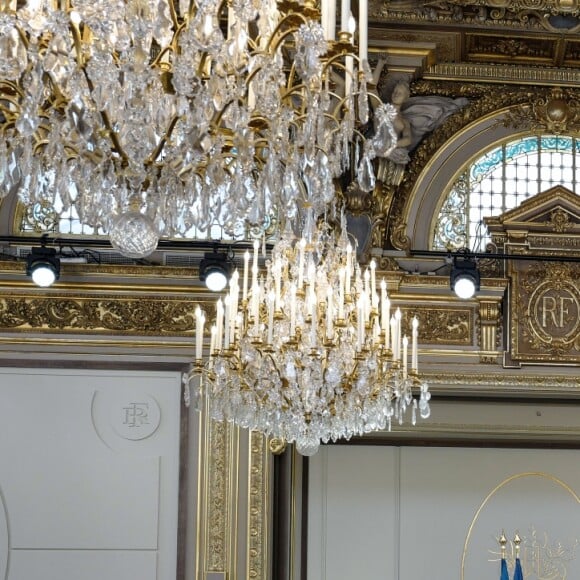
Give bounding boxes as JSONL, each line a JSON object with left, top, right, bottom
{"left": 357, "top": 153, "right": 376, "bottom": 193}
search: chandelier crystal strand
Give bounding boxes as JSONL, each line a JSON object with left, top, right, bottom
{"left": 188, "top": 217, "right": 431, "bottom": 455}
{"left": 0, "top": 0, "right": 383, "bottom": 256}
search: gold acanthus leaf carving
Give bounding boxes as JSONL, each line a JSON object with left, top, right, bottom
{"left": 503, "top": 87, "right": 580, "bottom": 134}
{"left": 403, "top": 308, "right": 473, "bottom": 345}
{"left": 248, "top": 432, "right": 268, "bottom": 579}
{"left": 550, "top": 208, "right": 573, "bottom": 232}
{"left": 207, "top": 420, "right": 229, "bottom": 571}
{"left": 0, "top": 296, "right": 197, "bottom": 334}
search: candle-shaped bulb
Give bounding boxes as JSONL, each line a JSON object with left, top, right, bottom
{"left": 402, "top": 335, "right": 408, "bottom": 378}
{"left": 345, "top": 244, "right": 352, "bottom": 295}
{"left": 242, "top": 250, "right": 250, "bottom": 301}
{"left": 370, "top": 260, "right": 377, "bottom": 307}
{"left": 252, "top": 238, "right": 259, "bottom": 288}
{"left": 411, "top": 316, "right": 419, "bottom": 373}
{"left": 209, "top": 324, "right": 216, "bottom": 357}
{"left": 348, "top": 12, "right": 356, "bottom": 34}
{"left": 290, "top": 283, "right": 297, "bottom": 336}
{"left": 267, "top": 290, "right": 275, "bottom": 345}
{"left": 195, "top": 306, "right": 205, "bottom": 361}
{"left": 326, "top": 286, "right": 334, "bottom": 340}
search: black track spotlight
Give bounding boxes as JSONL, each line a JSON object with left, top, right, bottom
{"left": 199, "top": 249, "right": 234, "bottom": 292}
{"left": 450, "top": 251, "right": 480, "bottom": 299}
{"left": 26, "top": 246, "right": 61, "bottom": 287}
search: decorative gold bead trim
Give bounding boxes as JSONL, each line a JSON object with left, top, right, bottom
{"left": 247, "top": 432, "right": 269, "bottom": 579}
{"left": 426, "top": 64, "right": 580, "bottom": 87}
{"left": 207, "top": 420, "right": 231, "bottom": 572}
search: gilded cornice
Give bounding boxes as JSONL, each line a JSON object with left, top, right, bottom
{"left": 0, "top": 260, "right": 200, "bottom": 279}
{"left": 370, "top": 0, "right": 580, "bottom": 33}
{"left": 426, "top": 63, "right": 580, "bottom": 87}
{"left": 423, "top": 371, "right": 580, "bottom": 395}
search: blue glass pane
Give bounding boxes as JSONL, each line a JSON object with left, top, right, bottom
{"left": 541, "top": 135, "right": 573, "bottom": 151}
{"left": 471, "top": 146, "right": 504, "bottom": 180}
{"left": 505, "top": 136, "right": 538, "bottom": 162}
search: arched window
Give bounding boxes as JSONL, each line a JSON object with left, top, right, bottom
{"left": 432, "top": 135, "right": 580, "bottom": 251}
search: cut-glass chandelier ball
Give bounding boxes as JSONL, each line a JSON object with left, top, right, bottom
{"left": 296, "top": 437, "right": 320, "bottom": 457}
{"left": 109, "top": 212, "right": 160, "bottom": 259}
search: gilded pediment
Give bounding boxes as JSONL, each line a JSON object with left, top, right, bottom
{"left": 485, "top": 186, "right": 580, "bottom": 246}
{"left": 484, "top": 185, "right": 580, "bottom": 366}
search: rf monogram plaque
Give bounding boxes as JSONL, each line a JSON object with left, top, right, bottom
{"left": 516, "top": 262, "right": 580, "bottom": 362}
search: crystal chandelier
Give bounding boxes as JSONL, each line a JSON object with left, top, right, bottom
{"left": 0, "top": 0, "right": 378, "bottom": 258}
{"left": 186, "top": 214, "right": 431, "bottom": 455}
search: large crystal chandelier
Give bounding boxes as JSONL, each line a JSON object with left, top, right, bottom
{"left": 0, "top": 0, "right": 376, "bottom": 257}
{"left": 186, "top": 212, "right": 431, "bottom": 455}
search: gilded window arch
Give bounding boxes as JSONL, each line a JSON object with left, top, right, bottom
{"left": 431, "top": 135, "right": 580, "bottom": 251}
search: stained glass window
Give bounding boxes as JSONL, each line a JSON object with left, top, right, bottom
{"left": 433, "top": 135, "right": 578, "bottom": 251}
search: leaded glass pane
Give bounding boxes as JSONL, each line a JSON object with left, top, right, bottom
{"left": 433, "top": 135, "right": 579, "bottom": 251}
{"left": 432, "top": 172, "right": 468, "bottom": 250}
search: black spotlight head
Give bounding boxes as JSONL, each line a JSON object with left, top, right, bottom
{"left": 199, "top": 250, "right": 234, "bottom": 292}
{"left": 26, "top": 246, "right": 61, "bottom": 287}
{"left": 450, "top": 255, "right": 480, "bottom": 299}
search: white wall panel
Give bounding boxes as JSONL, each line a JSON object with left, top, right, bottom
{"left": 308, "top": 446, "right": 399, "bottom": 580}
{"left": 0, "top": 368, "right": 181, "bottom": 580}
{"left": 10, "top": 550, "right": 157, "bottom": 580}
{"left": 308, "top": 445, "right": 580, "bottom": 580}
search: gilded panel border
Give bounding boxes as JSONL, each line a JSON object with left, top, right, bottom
{"left": 0, "top": 293, "right": 197, "bottom": 335}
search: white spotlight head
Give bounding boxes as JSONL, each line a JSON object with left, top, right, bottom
{"left": 450, "top": 253, "right": 480, "bottom": 299}
{"left": 453, "top": 275, "right": 477, "bottom": 299}
{"left": 31, "top": 264, "right": 58, "bottom": 288}
{"left": 199, "top": 249, "right": 234, "bottom": 292}
{"left": 205, "top": 269, "right": 229, "bottom": 292}
{"left": 26, "top": 246, "right": 61, "bottom": 288}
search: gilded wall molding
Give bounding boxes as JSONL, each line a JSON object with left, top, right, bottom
{"left": 424, "top": 371, "right": 580, "bottom": 392}
{"left": 206, "top": 419, "right": 233, "bottom": 573}
{"left": 247, "top": 432, "right": 270, "bottom": 580}
{"left": 0, "top": 294, "right": 197, "bottom": 335}
{"left": 403, "top": 307, "right": 473, "bottom": 346}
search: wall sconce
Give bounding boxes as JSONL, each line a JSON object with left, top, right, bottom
{"left": 199, "top": 249, "right": 234, "bottom": 292}
{"left": 26, "top": 246, "right": 61, "bottom": 288}
{"left": 450, "top": 252, "right": 480, "bottom": 299}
